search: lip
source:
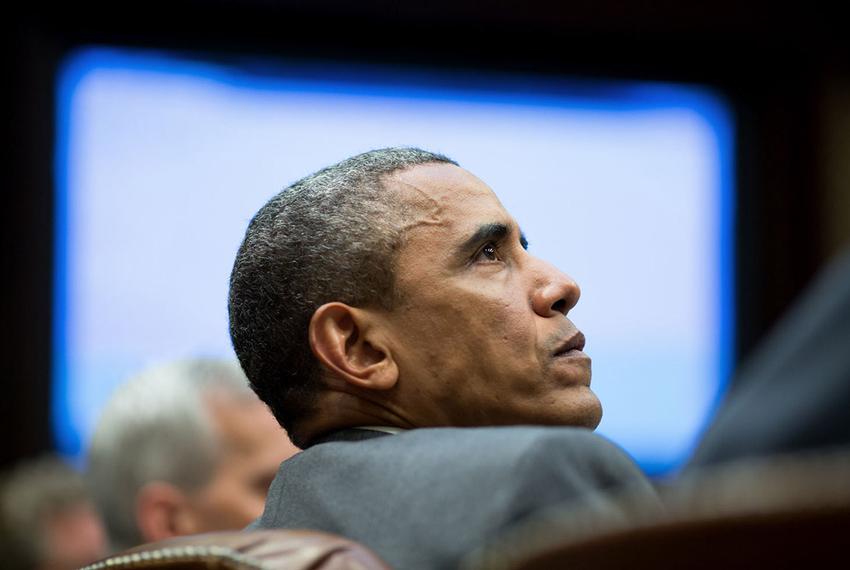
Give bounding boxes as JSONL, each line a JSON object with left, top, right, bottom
{"left": 553, "top": 331, "right": 586, "bottom": 357}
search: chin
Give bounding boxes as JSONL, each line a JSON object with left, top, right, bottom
{"left": 580, "top": 389, "right": 603, "bottom": 429}
{"left": 552, "top": 388, "right": 603, "bottom": 430}
{"left": 582, "top": 400, "right": 603, "bottom": 429}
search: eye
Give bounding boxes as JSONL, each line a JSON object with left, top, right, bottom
{"left": 475, "top": 242, "right": 502, "bottom": 262}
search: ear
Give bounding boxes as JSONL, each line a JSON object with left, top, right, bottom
{"left": 309, "top": 302, "right": 398, "bottom": 391}
{"left": 136, "top": 482, "right": 197, "bottom": 544}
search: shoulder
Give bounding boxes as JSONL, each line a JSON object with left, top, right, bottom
{"left": 292, "top": 426, "right": 647, "bottom": 488}
{"left": 385, "top": 427, "right": 656, "bottom": 515}
{"left": 263, "top": 426, "right": 653, "bottom": 530}
{"left": 402, "top": 425, "right": 626, "bottom": 455}
{"left": 371, "top": 426, "right": 644, "bottom": 480}
{"left": 310, "top": 426, "right": 630, "bottom": 459}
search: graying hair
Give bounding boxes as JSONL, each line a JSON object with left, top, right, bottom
{"left": 228, "top": 147, "right": 457, "bottom": 447}
{"left": 86, "top": 358, "right": 254, "bottom": 552}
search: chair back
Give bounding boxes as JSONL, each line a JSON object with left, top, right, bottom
{"left": 81, "top": 529, "right": 391, "bottom": 570}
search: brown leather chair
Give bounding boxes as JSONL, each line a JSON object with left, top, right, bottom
{"left": 464, "top": 450, "right": 850, "bottom": 570}
{"left": 81, "top": 529, "right": 391, "bottom": 570}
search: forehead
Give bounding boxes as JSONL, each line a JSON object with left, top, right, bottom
{"left": 387, "top": 163, "right": 512, "bottom": 235}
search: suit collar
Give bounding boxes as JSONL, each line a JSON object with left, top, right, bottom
{"left": 310, "top": 427, "right": 394, "bottom": 447}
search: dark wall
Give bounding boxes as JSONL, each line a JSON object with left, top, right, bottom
{"left": 5, "top": 0, "right": 848, "bottom": 467}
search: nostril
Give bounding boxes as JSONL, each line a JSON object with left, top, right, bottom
{"left": 551, "top": 298, "right": 567, "bottom": 315}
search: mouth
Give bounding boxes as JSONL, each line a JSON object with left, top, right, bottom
{"left": 553, "top": 331, "right": 586, "bottom": 357}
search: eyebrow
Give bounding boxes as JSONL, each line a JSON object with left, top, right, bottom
{"left": 458, "top": 222, "right": 528, "bottom": 255}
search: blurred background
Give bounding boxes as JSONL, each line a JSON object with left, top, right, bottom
{"left": 5, "top": 0, "right": 849, "bottom": 477}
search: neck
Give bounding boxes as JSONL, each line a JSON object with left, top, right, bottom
{"left": 298, "top": 391, "right": 415, "bottom": 445}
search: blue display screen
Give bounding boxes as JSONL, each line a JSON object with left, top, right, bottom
{"left": 55, "top": 47, "right": 734, "bottom": 475}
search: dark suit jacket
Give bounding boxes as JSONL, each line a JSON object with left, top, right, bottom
{"left": 689, "top": 248, "right": 850, "bottom": 467}
{"left": 253, "top": 426, "right": 655, "bottom": 570}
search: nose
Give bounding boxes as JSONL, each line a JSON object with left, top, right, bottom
{"left": 530, "top": 257, "right": 581, "bottom": 317}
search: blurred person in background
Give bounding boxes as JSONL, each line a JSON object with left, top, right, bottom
{"left": 0, "top": 454, "right": 107, "bottom": 570}
{"left": 87, "top": 358, "right": 299, "bottom": 553}
{"left": 688, "top": 247, "right": 850, "bottom": 468}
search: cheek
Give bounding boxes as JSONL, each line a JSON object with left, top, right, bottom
{"left": 405, "top": 292, "right": 536, "bottom": 371}
{"left": 462, "top": 292, "right": 536, "bottom": 348}
{"left": 196, "top": 467, "right": 266, "bottom": 528}
{"left": 220, "top": 475, "right": 266, "bottom": 518}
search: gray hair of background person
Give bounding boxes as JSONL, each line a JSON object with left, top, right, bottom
{"left": 0, "top": 455, "right": 96, "bottom": 569}
{"left": 86, "top": 358, "right": 254, "bottom": 552}
{"left": 229, "top": 147, "right": 457, "bottom": 448}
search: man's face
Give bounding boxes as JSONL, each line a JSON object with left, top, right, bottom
{"left": 41, "top": 502, "right": 107, "bottom": 570}
{"left": 382, "top": 163, "right": 601, "bottom": 429}
{"left": 186, "top": 396, "right": 299, "bottom": 530}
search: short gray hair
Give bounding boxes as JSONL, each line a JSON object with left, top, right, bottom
{"left": 229, "top": 147, "right": 457, "bottom": 447}
{"left": 86, "top": 358, "right": 254, "bottom": 552}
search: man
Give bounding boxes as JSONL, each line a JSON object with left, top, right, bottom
{"left": 229, "top": 148, "right": 655, "bottom": 569}
{"left": 87, "top": 358, "right": 299, "bottom": 553}
{"left": 0, "top": 455, "right": 107, "bottom": 570}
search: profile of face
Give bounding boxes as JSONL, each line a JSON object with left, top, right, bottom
{"left": 138, "top": 396, "right": 299, "bottom": 541}
{"left": 381, "top": 163, "right": 602, "bottom": 429}
{"left": 184, "top": 396, "right": 300, "bottom": 531}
